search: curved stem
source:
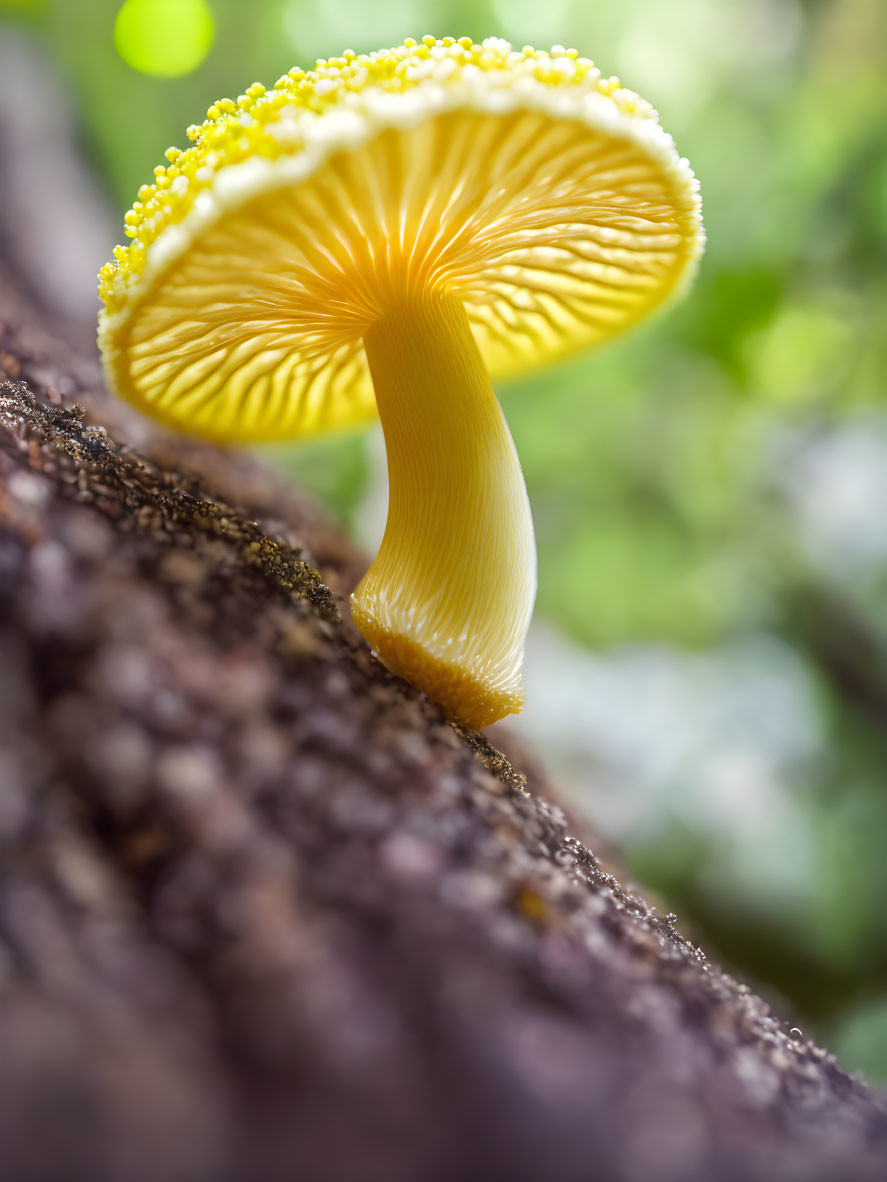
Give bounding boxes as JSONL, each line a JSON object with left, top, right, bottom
{"left": 351, "top": 291, "right": 536, "bottom": 729}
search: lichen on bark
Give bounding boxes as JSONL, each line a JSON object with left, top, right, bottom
{"left": 1, "top": 258, "right": 887, "bottom": 1182}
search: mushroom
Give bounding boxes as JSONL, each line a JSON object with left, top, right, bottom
{"left": 99, "top": 37, "right": 704, "bottom": 730}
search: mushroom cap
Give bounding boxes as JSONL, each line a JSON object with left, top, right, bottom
{"left": 99, "top": 37, "right": 704, "bottom": 443}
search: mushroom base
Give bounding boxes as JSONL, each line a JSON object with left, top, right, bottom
{"left": 351, "top": 603, "right": 524, "bottom": 731}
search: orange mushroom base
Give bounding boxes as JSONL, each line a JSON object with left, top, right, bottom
{"left": 350, "top": 604, "right": 524, "bottom": 730}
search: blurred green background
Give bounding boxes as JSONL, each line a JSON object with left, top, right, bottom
{"left": 4, "top": 0, "right": 887, "bottom": 1080}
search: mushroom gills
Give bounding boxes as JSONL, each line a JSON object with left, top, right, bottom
{"left": 352, "top": 290, "right": 536, "bottom": 729}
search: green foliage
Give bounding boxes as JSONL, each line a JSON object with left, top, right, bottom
{"left": 266, "top": 430, "right": 370, "bottom": 531}
{"left": 114, "top": 0, "right": 214, "bottom": 78}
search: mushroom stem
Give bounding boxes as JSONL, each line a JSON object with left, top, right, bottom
{"left": 351, "top": 290, "right": 536, "bottom": 729}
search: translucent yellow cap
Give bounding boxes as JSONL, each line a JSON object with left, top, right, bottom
{"left": 98, "top": 37, "right": 704, "bottom": 442}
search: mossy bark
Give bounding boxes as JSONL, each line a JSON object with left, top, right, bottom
{"left": 1, "top": 241, "right": 887, "bottom": 1182}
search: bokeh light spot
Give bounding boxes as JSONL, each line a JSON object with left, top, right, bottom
{"left": 114, "top": 0, "right": 214, "bottom": 78}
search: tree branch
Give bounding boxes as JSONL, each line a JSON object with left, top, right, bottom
{"left": 1, "top": 274, "right": 886, "bottom": 1182}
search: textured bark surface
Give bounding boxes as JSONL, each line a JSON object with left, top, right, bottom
{"left": 2, "top": 248, "right": 887, "bottom": 1182}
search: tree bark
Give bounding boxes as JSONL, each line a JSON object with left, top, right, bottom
{"left": 1, "top": 97, "right": 887, "bottom": 1179}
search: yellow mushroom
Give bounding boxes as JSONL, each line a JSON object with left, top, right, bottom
{"left": 98, "top": 37, "right": 704, "bottom": 730}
